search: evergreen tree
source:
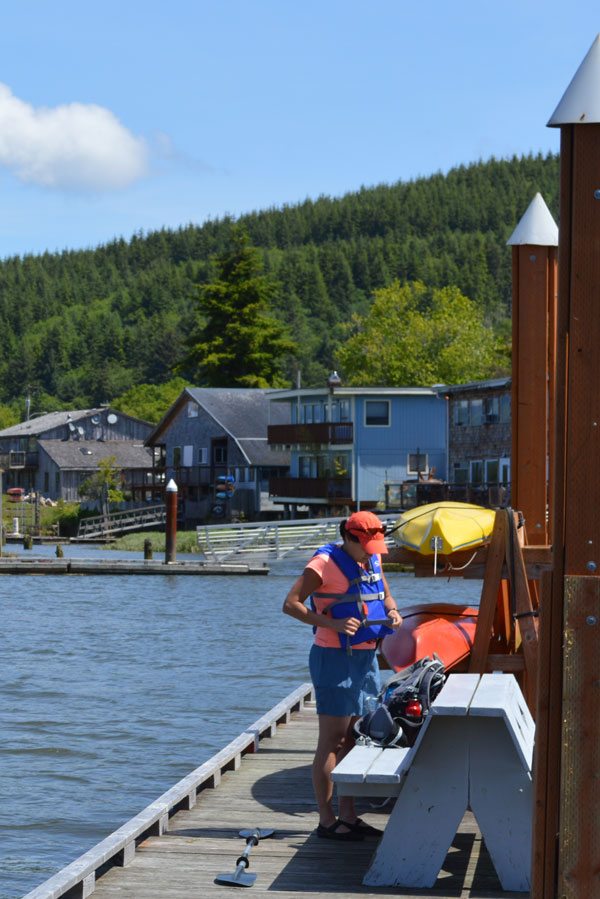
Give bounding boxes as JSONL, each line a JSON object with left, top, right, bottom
{"left": 179, "top": 227, "right": 296, "bottom": 387}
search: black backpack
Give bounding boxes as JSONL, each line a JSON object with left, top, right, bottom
{"left": 355, "top": 656, "right": 446, "bottom": 748}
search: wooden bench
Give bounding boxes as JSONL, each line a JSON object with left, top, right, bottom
{"left": 331, "top": 672, "right": 534, "bottom": 892}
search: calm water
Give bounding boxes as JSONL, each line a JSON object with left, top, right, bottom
{"left": 0, "top": 555, "right": 481, "bottom": 898}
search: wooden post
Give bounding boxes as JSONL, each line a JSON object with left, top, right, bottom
{"left": 507, "top": 194, "right": 558, "bottom": 545}
{"left": 533, "top": 35, "right": 600, "bottom": 898}
{"left": 165, "top": 478, "right": 178, "bottom": 564}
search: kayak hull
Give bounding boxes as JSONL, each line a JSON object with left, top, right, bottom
{"left": 380, "top": 603, "right": 478, "bottom": 672}
{"left": 393, "top": 501, "right": 496, "bottom": 556}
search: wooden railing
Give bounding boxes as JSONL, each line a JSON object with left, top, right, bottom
{"left": 385, "top": 481, "right": 511, "bottom": 511}
{"left": 267, "top": 422, "right": 353, "bottom": 445}
{"left": 77, "top": 504, "right": 167, "bottom": 539}
{"left": 269, "top": 475, "right": 352, "bottom": 501}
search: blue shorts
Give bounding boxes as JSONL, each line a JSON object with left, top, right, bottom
{"left": 309, "top": 644, "right": 380, "bottom": 717}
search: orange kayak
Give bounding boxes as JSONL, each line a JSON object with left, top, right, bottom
{"left": 380, "top": 603, "right": 478, "bottom": 672}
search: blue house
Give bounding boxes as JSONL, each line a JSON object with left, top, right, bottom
{"left": 267, "top": 385, "right": 447, "bottom": 516}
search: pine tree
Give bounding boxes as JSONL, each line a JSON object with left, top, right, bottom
{"left": 179, "top": 227, "right": 296, "bottom": 387}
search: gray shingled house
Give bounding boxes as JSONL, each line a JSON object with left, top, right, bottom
{"left": 38, "top": 440, "right": 155, "bottom": 502}
{"left": 146, "top": 387, "right": 290, "bottom": 523}
{"left": 0, "top": 407, "right": 154, "bottom": 501}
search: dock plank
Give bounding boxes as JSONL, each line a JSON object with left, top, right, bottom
{"left": 88, "top": 706, "right": 526, "bottom": 899}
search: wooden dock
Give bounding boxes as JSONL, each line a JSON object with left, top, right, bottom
{"left": 0, "top": 559, "right": 269, "bottom": 575}
{"left": 23, "top": 685, "right": 527, "bottom": 899}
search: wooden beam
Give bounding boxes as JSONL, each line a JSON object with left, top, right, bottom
{"left": 468, "top": 511, "right": 507, "bottom": 674}
{"left": 558, "top": 576, "right": 600, "bottom": 894}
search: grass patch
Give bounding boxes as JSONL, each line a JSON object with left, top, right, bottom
{"left": 106, "top": 530, "right": 201, "bottom": 554}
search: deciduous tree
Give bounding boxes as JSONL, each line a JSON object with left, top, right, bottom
{"left": 335, "top": 280, "right": 508, "bottom": 386}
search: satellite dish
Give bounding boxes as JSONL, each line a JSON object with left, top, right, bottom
{"left": 91, "top": 415, "right": 100, "bottom": 425}
{"left": 106, "top": 413, "right": 118, "bottom": 425}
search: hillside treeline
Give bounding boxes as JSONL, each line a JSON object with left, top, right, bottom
{"left": 0, "top": 152, "right": 558, "bottom": 416}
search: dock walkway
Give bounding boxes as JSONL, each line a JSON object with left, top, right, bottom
{"left": 25, "top": 685, "right": 525, "bottom": 899}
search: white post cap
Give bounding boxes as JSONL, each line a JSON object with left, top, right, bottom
{"left": 506, "top": 193, "right": 558, "bottom": 246}
{"left": 548, "top": 34, "right": 600, "bottom": 126}
{"left": 166, "top": 479, "right": 178, "bottom": 492}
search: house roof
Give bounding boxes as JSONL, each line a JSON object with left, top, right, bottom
{"left": 237, "top": 438, "right": 289, "bottom": 467}
{"left": 147, "top": 388, "right": 290, "bottom": 466}
{"left": 0, "top": 408, "right": 107, "bottom": 437}
{"left": 38, "top": 440, "right": 153, "bottom": 470}
{"left": 441, "top": 377, "right": 511, "bottom": 396}
{"left": 268, "top": 386, "right": 438, "bottom": 401}
{"left": 186, "top": 388, "right": 289, "bottom": 435}
{"left": 0, "top": 407, "right": 151, "bottom": 438}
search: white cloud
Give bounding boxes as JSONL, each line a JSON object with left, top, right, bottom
{"left": 0, "top": 84, "right": 148, "bottom": 191}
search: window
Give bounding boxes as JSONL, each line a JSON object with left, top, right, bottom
{"left": 483, "top": 397, "right": 499, "bottom": 423}
{"left": 453, "top": 463, "right": 469, "bottom": 484}
{"left": 214, "top": 445, "right": 227, "bottom": 464}
{"left": 315, "top": 455, "right": 328, "bottom": 477}
{"left": 186, "top": 401, "right": 199, "bottom": 418}
{"left": 470, "top": 460, "right": 484, "bottom": 484}
{"left": 365, "top": 400, "right": 390, "bottom": 426}
{"left": 408, "top": 452, "right": 428, "bottom": 475}
{"left": 454, "top": 400, "right": 469, "bottom": 426}
{"left": 301, "top": 403, "right": 313, "bottom": 423}
{"left": 330, "top": 399, "right": 351, "bottom": 422}
{"left": 199, "top": 447, "right": 208, "bottom": 464}
{"left": 44, "top": 472, "right": 49, "bottom": 493}
{"left": 500, "top": 458, "right": 511, "bottom": 484}
{"left": 299, "top": 456, "right": 312, "bottom": 478}
{"left": 485, "top": 459, "right": 499, "bottom": 483}
{"left": 182, "top": 445, "right": 193, "bottom": 467}
{"left": 55, "top": 472, "right": 60, "bottom": 492}
{"left": 470, "top": 399, "right": 483, "bottom": 426}
{"left": 500, "top": 393, "right": 511, "bottom": 423}
{"left": 173, "top": 446, "right": 181, "bottom": 467}
{"left": 332, "top": 454, "right": 349, "bottom": 477}
{"left": 301, "top": 402, "right": 324, "bottom": 424}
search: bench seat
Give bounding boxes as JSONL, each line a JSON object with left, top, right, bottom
{"left": 331, "top": 672, "right": 534, "bottom": 893}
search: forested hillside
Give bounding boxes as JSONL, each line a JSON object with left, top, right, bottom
{"left": 0, "top": 152, "right": 559, "bottom": 422}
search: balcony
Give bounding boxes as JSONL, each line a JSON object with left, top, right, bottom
{"left": 267, "top": 423, "right": 353, "bottom": 446}
{"left": 269, "top": 476, "right": 352, "bottom": 503}
{"left": 0, "top": 451, "right": 39, "bottom": 469}
{"left": 385, "top": 481, "right": 511, "bottom": 511}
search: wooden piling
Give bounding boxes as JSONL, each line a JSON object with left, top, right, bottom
{"left": 165, "top": 478, "right": 178, "bottom": 564}
{"left": 507, "top": 194, "right": 558, "bottom": 546}
{"left": 534, "top": 35, "right": 600, "bottom": 898}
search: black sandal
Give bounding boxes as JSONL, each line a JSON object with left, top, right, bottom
{"left": 338, "top": 817, "right": 383, "bottom": 837}
{"left": 316, "top": 819, "right": 365, "bottom": 841}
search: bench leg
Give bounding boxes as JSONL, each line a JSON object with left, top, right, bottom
{"left": 363, "top": 717, "right": 469, "bottom": 888}
{"left": 468, "top": 716, "right": 532, "bottom": 892}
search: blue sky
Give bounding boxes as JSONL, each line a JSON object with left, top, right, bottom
{"left": 0, "top": 1, "right": 597, "bottom": 259}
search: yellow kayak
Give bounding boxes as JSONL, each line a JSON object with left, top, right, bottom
{"left": 392, "top": 501, "right": 496, "bottom": 556}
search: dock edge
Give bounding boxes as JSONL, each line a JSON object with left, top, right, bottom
{"left": 22, "top": 682, "right": 314, "bottom": 899}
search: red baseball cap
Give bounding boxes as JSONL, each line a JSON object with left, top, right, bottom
{"left": 345, "top": 510, "right": 388, "bottom": 555}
